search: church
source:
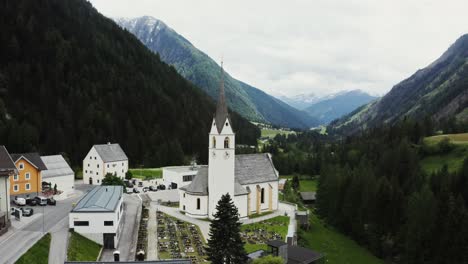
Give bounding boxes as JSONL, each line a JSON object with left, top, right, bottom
{"left": 179, "top": 67, "right": 279, "bottom": 219}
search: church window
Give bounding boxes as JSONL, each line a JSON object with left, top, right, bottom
{"left": 197, "top": 198, "right": 201, "bottom": 210}
{"left": 226, "top": 122, "right": 229, "bottom": 126}
{"left": 224, "top": 137, "right": 230, "bottom": 148}
{"left": 261, "top": 188, "right": 265, "bottom": 204}
{"left": 212, "top": 137, "right": 216, "bottom": 148}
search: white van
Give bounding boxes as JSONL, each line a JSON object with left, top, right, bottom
{"left": 34, "top": 196, "right": 47, "bottom": 206}
{"left": 14, "top": 197, "right": 26, "bottom": 206}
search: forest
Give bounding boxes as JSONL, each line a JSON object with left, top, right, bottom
{"left": 0, "top": 0, "right": 260, "bottom": 169}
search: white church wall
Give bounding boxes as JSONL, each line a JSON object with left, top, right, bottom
{"left": 245, "top": 181, "right": 279, "bottom": 214}
{"left": 181, "top": 192, "right": 208, "bottom": 218}
{"left": 234, "top": 194, "right": 248, "bottom": 218}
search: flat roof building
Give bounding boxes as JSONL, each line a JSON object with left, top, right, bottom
{"left": 69, "top": 185, "right": 124, "bottom": 249}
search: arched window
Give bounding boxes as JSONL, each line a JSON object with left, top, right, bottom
{"left": 261, "top": 188, "right": 265, "bottom": 204}
{"left": 197, "top": 198, "right": 201, "bottom": 210}
{"left": 212, "top": 137, "right": 216, "bottom": 148}
{"left": 224, "top": 137, "right": 230, "bottom": 148}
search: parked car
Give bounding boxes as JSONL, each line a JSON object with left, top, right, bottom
{"left": 142, "top": 187, "right": 149, "bottom": 192}
{"left": 26, "top": 198, "right": 37, "bottom": 206}
{"left": 20, "top": 207, "right": 34, "bottom": 217}
{"left": 133, "top": 188, "right": 140, "bottom": 193}
{"left": 124, "top": 180, "right": 134, "bottom": 188}
{"left": 14, "top": 198, "right": 26, "bottom": 206}
{"left": 157, "top": 185, "right": 166, "bottom": 190}
{"left": 47, "top": 197, "right": 56, "bottom": 205}
{"left": 138, "top": 182, "right": 143, "bottom": 187}
{"left": 149, "top": 186, "right": 157, "bottom": 192}
{"left": 34, "top": 196, "right": 47, "bottom": 206}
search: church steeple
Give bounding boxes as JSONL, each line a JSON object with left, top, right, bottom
{"left": 214, "top": 62, "right": 229, "bottom": 134}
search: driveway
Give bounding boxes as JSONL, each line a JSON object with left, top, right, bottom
{"left": 0, "top": 183, "right": 92, "bottom": 264}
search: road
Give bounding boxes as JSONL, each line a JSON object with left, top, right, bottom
{"left": 0, "top": 184, "right": 92, "bottom": 264}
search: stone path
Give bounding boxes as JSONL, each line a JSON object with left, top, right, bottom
{"left": 48, "top": 218, "right": 69, "bottom": 264}
{"left": 146, "top": 203, "right": 158, "bottom": 260}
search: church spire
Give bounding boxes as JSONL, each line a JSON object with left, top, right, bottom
{"left": 214, "top": 61, "right": 229, "bottom": 134}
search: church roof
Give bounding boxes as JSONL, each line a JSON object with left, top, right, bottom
{"left": 180, "top": 153, "right": 278, "bottom": 196}
{"left": 214, "top": 65, "right": 229, "bottom": 134}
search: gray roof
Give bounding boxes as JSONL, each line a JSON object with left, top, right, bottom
{"left": 11, "top": 153, "right": 47, "bottom": 170}
{"left": 287, "top": 245, "right": 323, "bottom": 264}
{"left": 235, "top": 153, "right": 278, "bottom": 184}
{"left": 93, "top": 143, "right": 128, "bottom": 162}
{"left": 41, "top": 155, "right": 74, "bottom": 179}
{"left": 65, "top": 261, "right": 191, "bottom": 264}
{"left": 180, "top": 153, "right": 277, "bottom": 196}
{"left": 0, "top": 146, "right": 17, "bottom": 177}
{"left": 214, "top": 66, "right": 230, "bottom": 134}
{"left": 72, "top": 186, "right": 123, "bottom": 212}
{"left": 300, "top": 192, "right": 316, "bottom": 201}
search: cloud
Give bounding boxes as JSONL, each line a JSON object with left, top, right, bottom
{"left": 89, "top": 0, "right": 468, "bottom": 97}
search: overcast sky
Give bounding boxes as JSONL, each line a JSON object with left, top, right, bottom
{"left": 89, "top": 0, "right": 468, "bottom": 97}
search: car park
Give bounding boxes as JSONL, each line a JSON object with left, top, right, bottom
{"left": 34, "top": 196, "right": 48, "bottom": 206}
{"left": 47, "top": 197, "right": 56, "bottom": 205}
{"left": 14, "top": 198, "right": 26, "bottom": 206}
{"left": 26, "top": 198, "right": 37, "bottom": 206}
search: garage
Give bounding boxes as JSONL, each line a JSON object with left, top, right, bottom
{"left": 41, "top": 155, "right": 75, "bottom": 195}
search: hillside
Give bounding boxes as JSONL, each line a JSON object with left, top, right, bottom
{"left": 421, "top": 133, "right": 468, "bottom": 173}
{"left": 330, "top": 34, "right": 468, "bottom": 134}
{"left": 304, "top": 90, "right": 377, "bottom": 124}
{"left": 115, "top": 16, "right": 318, "bottom": 129}
{"left": 0, "top": 0, "right": 260, "bottom": 167}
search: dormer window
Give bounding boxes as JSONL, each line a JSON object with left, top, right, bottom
{"left": 224, "top": 137, "right": 230, "bottom": 148}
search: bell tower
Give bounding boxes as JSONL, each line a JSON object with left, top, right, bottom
{"left": 208, "top": 62, "right": 235, "bottom": 218}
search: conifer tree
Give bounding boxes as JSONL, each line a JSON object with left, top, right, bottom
{"left": 207, "top": 193, "right": 247, "bottom": 264}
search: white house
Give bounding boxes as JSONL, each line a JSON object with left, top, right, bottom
{"left": 162, "top": 165, "right": 204, "bottom": 189}
{"left": 69, "top": 185, "right": 124, "bottom": 249}
{"left": 41, "top": 155, "right": 75, "bottom": 195}
{"left": 179, "top": 67, "right": 279, "bottom": 219}
{"left": 83, "top": 143, "right": 128, "bottom": 185}
{"left": 0, "top": 146, "right": 17, "bottom": 236}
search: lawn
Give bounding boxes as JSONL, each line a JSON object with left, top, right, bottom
{"left": 261, "top": 129, "right": 295, "bottom": 139}
{"left": 67, "top": 231, "right": 102, "bottom": 261}
{"left": 241, "top": 216, "right": 289, "bottom": 253}
{"left": 299, "top": 179, "right": 318, "bottom": 192}
{"left": 424, "top": 133, "right": 468, "bottom": 145}
{"left": 420, "top": 144, "right": 468, "bottom": 173}
{"left": 16, "top": 233, "right": 51, "bottom": 264}
{"left": 129, "top": 168, "right": 162, "bottom": 180}
{"left": 299, "top": 214, "right": 384, "bottom": 264}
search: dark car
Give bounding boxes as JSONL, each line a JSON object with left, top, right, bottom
{"left": 20, "top": 207, "right": 34, "bottom": 217}
{"left": 157, "top": 185, "right": 166, "bottom": 190}
{"left": 149, "top": 186, "right": 157, "bottom": 192}
{"left": 25, "top": 198, "right": 37, "bottom": 206}
{"left": 124, "top": 180, "right": 134, "bottom": 188}
{"left": 133, "top": 188, "right": 140, "bottom": 193}
{"left": 47, "top": 198, "right": 56, "bottom": 205}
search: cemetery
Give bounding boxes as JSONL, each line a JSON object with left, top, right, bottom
{"left": 240, "top": 216, "right": 289, "bottom": 253}
{"left": 156, "top": 211, "right": 208, "bottom": 263}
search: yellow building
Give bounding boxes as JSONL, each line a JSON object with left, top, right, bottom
{"left": 9, "top": 153, "right": 47, "bottom": 198}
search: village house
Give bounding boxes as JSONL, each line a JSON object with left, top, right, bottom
{"left": 0, "top": 146, "right": 17, "bottom": 236}
{"left": 41, "top": 155, "right": 75, "bottom": 195}
{"left": 83, "top": 143, "right": 128, "bottom": 185}
{"left": 9, "top": 153, "right": 47, "bottom": 199}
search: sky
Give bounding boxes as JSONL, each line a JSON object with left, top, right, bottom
{"left": 89, "top": 0, "right": 468, "bottom": 97}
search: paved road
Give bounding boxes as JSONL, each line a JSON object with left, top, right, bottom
{"left": 48, "top": 217, "right": 69, "bottom": 264}
{"left": 100, "top": 194, "right": 141, "bottom": 262}
{"left": 146, "top": 203, "right": 158, "bottom": 260}
{"left": 0, "top": 184, "right": 92, "bottom": 264}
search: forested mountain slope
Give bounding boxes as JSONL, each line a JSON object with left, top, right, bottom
{"left": 0, "top": 0, "right": 259, "bottom": 167}
{"left": 330, "top": 34, "right": 468, "bottom": 134}
{"left": 115, "top": 16, "right": 318, "bottom": 129}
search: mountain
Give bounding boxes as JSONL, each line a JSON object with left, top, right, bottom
{"left": 115, "top": 16, "right": 318, "bottom": 129}
{"left": 330, "top": 34, "right": 468, "bottom": 134}
{"left": 0, "top": 0, "right": 260, "bottom": 167}
{"left": 304, "top": 90, "right": 377, "bottom": 124}
{"left": 278, "top": 93, "right": 322, "bottom": 110}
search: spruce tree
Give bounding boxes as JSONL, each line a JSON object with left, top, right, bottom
{"left": 207, "top": 193, "right": 247, "bottom": 264}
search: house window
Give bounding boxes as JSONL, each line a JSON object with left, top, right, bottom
{"left": 104, "top": 221, "right": 113, "bottom": 226}
{"left": 88, "top": 163, "right": 90, "bottom": 167}
{"left": 183, "top": 175, "right": 193, "bottom": 182}
{"left": 96, "top": 172, "right": 98, "bottom": 175}
{"left": 85, "top": 170, "right": 87, "bottom": 173}
{"left": 226, "top": 122, "right": 229, "bottom": 126}
{"left": 25, "top": 173, "right": 30, "bottom": 180}
{"left": 212, "top": 137, "right": 216, "bottom": 148}
{"left": 97, "top": 164, "right": 99, "bottom": 168}
{"left": 183, "top": 193, "right": 186, "bottom": 198}
{"left": 107, "top": 164, "right": 109, "bottom": 168}
{"left": 197, "top": 198, "right": 201, "bottom": 210}
{"left": 95, "top": 157, "right": 97, "bottom": 160}
{"left": 122, "top": 163, "right": 124, "bottom": 166}
{"left": 25, "top": 183, "right": 31, "bottom": 190}
{"left": 90, "top": 156, "right": 92, "bottom": 159}
{"left": 261, "top": 188, "right": 265, "bottom": 204}
{"left": 18, "top": 163, "right": 24, "bottom": 170}
{"left": 74, "top": 221, "right": 89, "bottom": 226}
{"left": 224, "top": 137, "right": 230, "bottom": 148}
{"left": 97, "top": 179, "right": 100, "bottom": 183}
{"left": 13, "top": 184, "right": 19, "bottom": 192}
{"left": 13, "top": 174, "right": 18, "bottom": 181}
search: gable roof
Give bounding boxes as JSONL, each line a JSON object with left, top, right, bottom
{"left": 41, "top": 155, "right": 74, "bottom": 179}
{"left": 93, "top": 143, "right": 128, "bottom": 162}
{"left": 11, "top": 153, "right": 47, "bottom": 170}
{"left": 72, "top": 185, "right": 123, "bottom": 212}
{"left": 300, "top": 192, "right": 316, "bottom": 201}
{"left": 180, "top": 153, "right": 277, "bottom": 196}
{"left": 287, "top": 245, "right": 323, "bottom": 264}
{"left": 0, "top": 146, "right": 17, "bottom": 177}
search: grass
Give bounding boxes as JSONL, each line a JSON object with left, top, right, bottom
{"left": 16, "top": 233, "right": 51, "bottom": 264}
{"left": 299, "top": 179, "right": 318, "bottom": 192}
{"left": 299, "top": 214, "right": 384, "bottom": 264}
{"left": 261, "top": 129, "right": 295, "bottom": 139}
{"left": 129, "top": 168, "right": 162, "bottom": 180}
{"left": 248, "top": 211, "right": 274, "bottom": 219}
{"left": 420, "top": 145, "right": 468, "bottom": 173}
{"left": 424, "top": 133, "right": 468, "bottom": 145}
{"left": 241, "top": 216, "right": 289, "bottom": 253}
{"left": 67, "top": 231, "right": 102, "bottom": 261}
